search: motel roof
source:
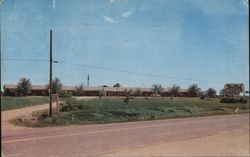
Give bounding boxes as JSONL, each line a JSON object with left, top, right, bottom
{"left": 4, "top": 84, "right": 47, "bottom": 90}
{"left": 3, "top": 84, "right": 188, "bottom": 92}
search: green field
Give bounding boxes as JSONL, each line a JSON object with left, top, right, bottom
{"left": 1, "top": 96, "right": 49, "bottom": 111}
{"left": 14, "top": 97, "right": 249, "bottom": 127}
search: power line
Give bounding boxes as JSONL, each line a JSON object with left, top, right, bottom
{"left": 1, "top": 58, "right": 225, "bottom": 84}
{"left": 1, "top": 58, "right": 49, "bottom": 62}
{"left": 56, "top": 61, "right": 224, "bottom": 84}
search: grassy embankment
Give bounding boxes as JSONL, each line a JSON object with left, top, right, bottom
{"left": 13, "top": 97, "right": 249, "bottom": 127}
{"left": 1, "top": 96, "right": 50, "bottom": 111}
{"left": 1, "top": 96, "right": 72, "bottom": 111}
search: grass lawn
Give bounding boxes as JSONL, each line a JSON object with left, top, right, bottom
{"left": 1, "top": 96, "right": 73, "bottom": 111}
{"left": 1, "top": 96, "right": 49, "bottom": 111}
{"left": 13, "top": 97, "right": 249, "bottom": 127}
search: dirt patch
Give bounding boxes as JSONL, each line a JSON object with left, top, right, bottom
{"left": 2, "top": 97, "right": 98, "bottom": 132}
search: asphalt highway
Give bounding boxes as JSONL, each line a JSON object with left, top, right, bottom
{"left": 2, "top": 113, "right": 249, "bottom": 157}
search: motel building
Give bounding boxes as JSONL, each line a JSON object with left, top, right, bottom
{"left": 3, "top": 84, "right": 189, "bottom": 97}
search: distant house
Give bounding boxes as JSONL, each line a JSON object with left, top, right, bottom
{"left": 30, "top": 85, "right": 48, "bottom": 96}
{"left": 83, "top": 87, "right": 102, "bottom": 96}
{"left": 3, "top": 84, "right": 18, "bottom": 96}
{"left": 178, "top": 89, "right": 189, "bottom": 97}
{"left": 3, "top": 84, "right": 48, "bottom": 96}
{"left": 3, "top": 84, "right": 189, "bottom": 97}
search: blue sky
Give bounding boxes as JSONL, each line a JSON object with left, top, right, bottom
{"left": 1, "top": 0, "right": 249, "bottom": 92}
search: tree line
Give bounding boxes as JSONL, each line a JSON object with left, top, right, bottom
{"left": 3, "top": 77, "right": 217, "bottom": 98}
{"left": 151, "top": 84, "right": 216, "bottom": 98}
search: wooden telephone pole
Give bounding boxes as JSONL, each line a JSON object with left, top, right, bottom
{"left": 49, "top": 29, "right": 53, "bottom": 117}
{"left": 87, "top": 74, "right": 89, "bottom": 87}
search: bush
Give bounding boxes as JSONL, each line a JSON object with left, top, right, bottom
{"left": 65, "top": 98, "right": 78, "bottom": 105}
{"left": 220, "top": 97, "right": 241, "bottom": 103}
{"left": 123, "top": 97, "right": 129, "bottom": 105}
{"left": 60, "top": 99, "right": 88, "bottom": 112}
{"left": 4, "top": 89, "right": 17, "bottom": 96}
{"left": 38, "top": 112, "right": 49, "bottom": 120}
{"left": 60, "top": 104, "right": 77, "bottom": 112}
{"left": 52, "top": 117, "right": 57, "bottom": 123}
{"left": 77, "top": 104, "right": 84, "bottom": 110}
{"left": 76, "top": 103, "right": 89, "bottom": 110}
{"left": 98, "top": 89, "right": 105, "bottom": 98}
{"left": 200, "top": 95, "right": 205, "bottom": 100}
{"left": 58, "top": 91, "right": 72, "bottom": 98}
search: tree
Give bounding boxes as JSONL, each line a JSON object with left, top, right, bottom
{"left": 151, "top": 84, "right": 163, "bottom": 95}
{"left": 123, "top": 89, "right": 132, "bottom": 105}
{"left": 187, "top": 84, "right": 201, "bottom": 97}
{"left": 171, "top": 85, "right": 180, "bottom": 97}
{"left": 206, "top": 88, "right": 217, "bottom": 98}
{"left": 58, "top": 90, "right": 72, "bottom": 98}
{"left": 124, "top": 89, "right": 133, "bottom": 97}
{"left": 48, "top": 77, "right": 63, "bottom": 94}
{"left": 113, "top": 83, "right": 121, "bottom": 87}
{"left": 98, "top": 88, "right": 106, "bottom": 98}
{"left": 75, "top": 83, "right": 84, "bottom": 96}
{"left": 17, "top": 77, "right": 32, "bottom": 96}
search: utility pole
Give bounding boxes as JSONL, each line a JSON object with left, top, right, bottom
{"left": 49, "top": 29, "right": 53, "bottom": 117}
{"left": 87, "top": 74, "right": 89, "bottom": 87}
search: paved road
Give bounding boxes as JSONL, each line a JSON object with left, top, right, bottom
{"left": 2, "top": 113, "right": 249, "bottom": 157}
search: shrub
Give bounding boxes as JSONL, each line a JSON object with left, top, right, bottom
{"left": 220, "top": 97, "right": 241, "bottom": 103}
{"left": 58, "top": 91, "right": 72, "bottom": 98}
{"left": 4, "top": 88, "right": 18, "bottom": 96}
{"left": 52, "top": 117, "right": 57, "bottom": 123}
{"left": 123, "top": 97, "right": 129, "bottom": 105}
{"left": 76, "top": 102, "right": 88, "bottom": 110}
{"left": 98, "top": 89, "right": 105, "bottom": 98}
{"left": 60, "top": 99, "right": 87, "bottom": 112}
{"left": 60, "top": 104, "right": 77, "bottom": 112}
{"left": 65, "top": 98, "right": 78, "bottom": 105}
{"left": 77, "top": 104, "right": 84, "bottom": 110}
{"left": 38, "top": 112, "right": 49, "bottom": 120}
{"left": 200, "top": 95, "right": 205, "bottom": 100}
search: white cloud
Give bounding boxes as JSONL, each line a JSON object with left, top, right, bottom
{"left": 242, "top": 0, "right": 249, "bottom": 8}
{"left": 103, "top": 15, "right": 118, "bottom": 23}
{"left": 109, "top": 0, "right": 115, "bottom": 4}
{"left": 122, "top": 11, "right": 132, "bottom": 18}
{"left": 52, "top": 0, "right": 56, "bottom": 8}
{"left": 109, "top": 0, "right": 120, "bottom": 5}
{"left": 109, "top": 0, "right": 128, "bottom": 6}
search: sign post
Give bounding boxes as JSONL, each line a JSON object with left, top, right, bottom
{"left": 52, "top": 94, "right": 59, "bottom": 114}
